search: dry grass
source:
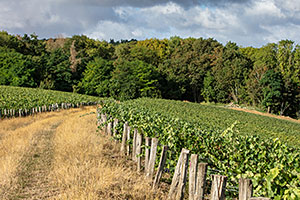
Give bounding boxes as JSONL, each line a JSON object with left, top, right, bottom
{"left": 0, "top": 106, "right": 168, "bottom": 199}
{"left": 49, "top": 107, "right": 168, "bottom": 200}
{"left": 0, "top": 108, "right": 90, "bottom": 199}
{"left": 0, "top": 111, "right": 63, "bottom": 195}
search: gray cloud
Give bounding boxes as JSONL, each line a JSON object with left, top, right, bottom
{"left": 0, "top": 0, "right": 300, "bottom": 47}
{"left": 62, "top": 0, "right": 252, "bottom": 8}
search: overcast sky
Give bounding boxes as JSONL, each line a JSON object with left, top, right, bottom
{"left": 0, "top": 0, "right": 300, "bottom": 47}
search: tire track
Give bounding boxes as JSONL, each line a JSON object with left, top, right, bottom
{"left": 3, "top": 121, "right": 62, "bottom": 200}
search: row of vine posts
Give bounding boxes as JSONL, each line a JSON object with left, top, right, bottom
{"left": 97, "top": 109, "right": 271, "bottom": 200}
{"left": 0, "top": 102, "right": 97, "bottom": 119}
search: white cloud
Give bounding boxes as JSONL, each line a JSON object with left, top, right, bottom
{"left": 246, "top": 0, "right": 284, "bottom": 17}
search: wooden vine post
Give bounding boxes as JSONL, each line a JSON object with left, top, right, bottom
{"left": 146, "top": 137, "right": 158, "bottom": 178}
{"left": 113, "top": 118, "right": 119, "bottom": 138}
{"left": 107, "top": 122, "right": 112, "bottom": 136}
{"left": 168, "top": 148, "right": 190, "bottom": 200}
{"left": 120, "top": 122, "right": 128, "bottom": 155}
{"left": 144, "top": 137, "right": 151, "bottom": 173}
{"left": 126, "top": 126, "right": 131, "bottom": 156}
{"left": 136, "top": 132, "right": 143, "bottom": 172}
{"left": 195, "top": 163, "right": 208, "bottom": 200}
{"left": 132, "top": 128, "right": 138, "bottom": 161}
{"left": 153, "top": 145, "right": 168, "bottom": 188}
{"left": 189, "top": 154, "right": 198, "bottom": 200}
{"left": 210, "top": 175, "right": 227, "bottom": 200}
{"left": 239, "top": 178, "right": 253, "bottom": 200}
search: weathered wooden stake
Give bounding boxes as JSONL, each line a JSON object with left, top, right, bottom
{"left": 189, "top": 154, "right": 198, "bottom": 200}
{"left": 153, "top": 145, "right": 168, "bottom": 188}
{"left": 113, "top": 118, "right": 119, "bottom": 138}
{"left": 144, "top": 137, "right": 151, "bottom": 173}
{"left": 126, "top": 126, "right": 131, "bottom": 156}
{"left": 132, "top": 128, "right": 138, "bottom": 161}
{"left": 146, "top": 138, "right": 158, "bottom": 178}
{"left": 107, "top": 122, "right": 112, "bottom": 136}
{"left": 120, "top": 122, "right": 128, "bottom": 155}
{"left": 239, "top": 178, "right": 253, "bottom": 200}
{"left": 136, "top": 132, "right": 143, "bottom": 172}
{"left": 96, "top": 110, "right": 100, "bottom": 125}
{"left": 210, "top": 175, "right": 227, "bottom": 200}
{"left": 195, "top": 163, "right": 208, "bottom": 200}
{"left": 103, "top": 114, "right": 108, "bottom": 134}
{"left": 168, "top": 148, "right": 190, "bottom": 200}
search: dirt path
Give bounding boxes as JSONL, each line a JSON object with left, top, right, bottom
{"left": 6, "top": 121, "right": 61, "bottom": 200}
{"left": 0, "top": 107, "right": 167, "bottom": 200}
{"left": 227, "top": 107, "right": 300, "bottom": 124}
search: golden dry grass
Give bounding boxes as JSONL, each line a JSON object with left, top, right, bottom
{"left": 0, "top": 107, "right": 168, "bottom": 199}
{"left": 0, "top": 111, "right": 64, "bottom": 196}
{"left": 49, "top": 107, "right": 168, "bottom": 200}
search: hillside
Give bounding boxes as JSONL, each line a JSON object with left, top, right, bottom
{"left": 1, "top": 31, "right": 300, "bottom": 118}
{"left": 99, "top": 98, "right": 300, "bottom": 199}
{"left": 132, "top": 98, "right": 300, "bottom": 147}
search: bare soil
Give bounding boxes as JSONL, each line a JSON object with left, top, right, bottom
{"left": 227, "top": 107, "right": 300, "bottom": 124}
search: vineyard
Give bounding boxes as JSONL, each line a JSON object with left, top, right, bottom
{"left": 98, "top": 98, "right": 300, "bottom": 199}
{"left": 0, "top": 85, "right": 102, "bottom": 117}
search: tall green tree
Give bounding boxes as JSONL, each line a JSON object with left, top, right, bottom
{"left": 40, "top": 48, "right": 72, "bottom": 91}
{"left": 260, "top": 70, "right": 284, "bottom": 114}
{"left": 78, "top": 58, "right": 114, "bottom": 96}
{"left": 244, "top": 43, "right": 278, "bottom": 106}
{"left": 276, "top": 40, "right": 300, "bottom": 116}
{"left": 0, "top": 47, "right": 36, "bottom": 87}
{"left": 159, "top": 37, "right": 222, "bottom": 102}
{"left": 210, "top": 42, "right": 251, "bottom": 103}
{"left": 110, "top": 60, "right": 161, "bottom": 100}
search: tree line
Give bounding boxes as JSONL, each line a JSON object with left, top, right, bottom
{"left": 0, "top": 31, "right": 299, "bottom": 118}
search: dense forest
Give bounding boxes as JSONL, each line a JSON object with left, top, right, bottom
{"left": 0, "top": 31, "right": 300, "bottom": 118}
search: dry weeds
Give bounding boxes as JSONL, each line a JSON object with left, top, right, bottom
{"left": 0, "top": 111, "right": 65, "bottom": 198}
{"left": 0, "top": 107, "right": 168, "bottom": 199}
{"left": 49, "top": 107, "right": 168, "bottom": 200}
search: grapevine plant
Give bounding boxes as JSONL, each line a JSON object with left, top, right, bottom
{"left": 98, "top": 98, "right": 300, "bottom": 200}
{"left": 0, "top": 85, "right": 102, "bottom": 114}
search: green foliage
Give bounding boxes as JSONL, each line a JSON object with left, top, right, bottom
{"left": 0, "top": 85, "right": 102, "bottom": 111}
{"left": 211, "top": 42, "right": 251, "bottom": 103}
{"left": 159, "top": 37, "right": 222, "bottom": 102}
{"left": 260, "top": 70, "right": 283, "bottom": 113}
{"left": 0, "top": 47, "right": 36, "bottom": 87}
{"left": 99, "top": 98, "right": 300, "bottom": 199}
{"left": 78, "top": 58, "right": 114, "bottom": 96}
{"left": 110, "top": 60, "right": 161, "bottom": 100}
{"left": 40, "top": 48, "right": 72, "bottom": 91}
{"left": 1, "top": 31, "right": 300, "bottom": 119}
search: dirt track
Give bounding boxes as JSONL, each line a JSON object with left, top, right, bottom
{"left": 0, "top": 107, "right": 167, "bottom": 200}
{"left": 228, "top": 107, "right": 300, "bottom": 124}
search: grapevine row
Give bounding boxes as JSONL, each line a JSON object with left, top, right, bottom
{"left": 98, "top": 98, "right": 300, "bottom": 199}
